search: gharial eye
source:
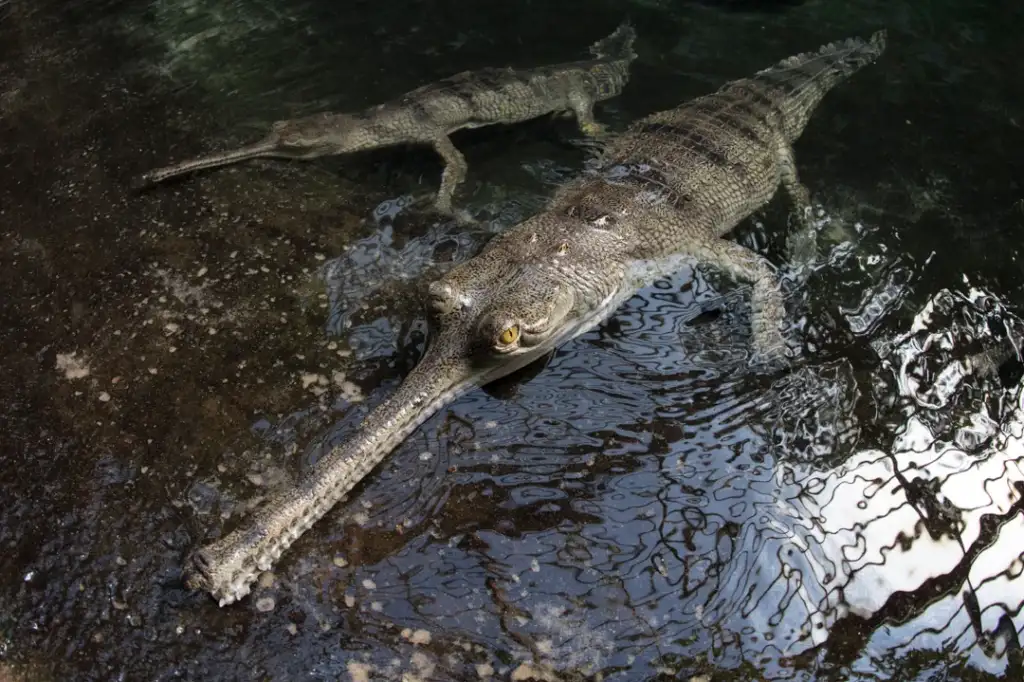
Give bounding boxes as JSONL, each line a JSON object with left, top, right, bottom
{"left": 497, "top": 326, "right": 520, "bottom": 346}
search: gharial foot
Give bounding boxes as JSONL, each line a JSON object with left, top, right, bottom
{"left": 448, "top": 207, "right": 478, "bottom": 226}
{"left": 425, "top": 196, "right": 477, "bottom": 226}
{"left": 748, "top": 335, "right": 793, "bottom": 372}
{"left": 785, "top": 218, "right": 819, "bottom": 269}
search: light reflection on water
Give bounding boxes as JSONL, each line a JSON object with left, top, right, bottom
{"left": 268, "top": 203, "right": 1024, "bottom": 679}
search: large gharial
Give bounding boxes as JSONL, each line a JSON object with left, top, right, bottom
{"left": 183, "top": 30, "right": 888, "bottom": 605}
{"left": 132, "top": 23, "right": 637, "bottom": 217}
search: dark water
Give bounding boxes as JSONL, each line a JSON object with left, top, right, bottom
{"left": 2, "top": 0, "right": 1024, "bottom": 680}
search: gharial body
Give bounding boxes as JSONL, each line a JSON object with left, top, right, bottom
{"left": 182, "top": 30, "right": 888, "bottom": 606}
{"left": 133, "top": 24, "right": 637, "bottom": 217}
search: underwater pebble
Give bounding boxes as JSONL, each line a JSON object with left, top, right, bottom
{"left": 258, "top": 572, "right": 275, "bottom": 588}
{"left": 98, "top": 392, "right": 111, "bottom": 402}
{"left": 419, "top": 451, "right": 432, "bottom": 461}
{"left": 333, "top": 556, "right": 348, "bottom": 568}
{"left": 346, "top": 662, "right": 373, "bottom": 682}
{"left": 362, "top": 579, "right": 376, "bottom": 590}
{"left": 286, "top": 623, "right": 298, "bottom": 635}
{"left": 344, "top": 594, "right": 356, "bottom": 608}
{"left": 476, "top": 663, "right": 494, "bottom": 678}
{"left": 196, "top": 267, "right": 208, "bottom": 277}
{"left": 530, "top": 559, "right": 540, "bottom": 573}
{"left": 511, "top": 663, "right": 556, "bottom": 681}
{"left": 336, "top": 380, "right": 363, "bottom": 402}
{"left": 255, "top": 597, "right": 275, "bottom": 612}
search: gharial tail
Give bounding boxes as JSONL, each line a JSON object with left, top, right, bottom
{"left": 751, "top": 29, "right": 887, "bottom": 142}
{"left": 589, "top": 21, "right": 637, "bottom": 62}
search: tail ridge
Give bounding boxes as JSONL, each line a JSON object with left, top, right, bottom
{"left": 752, "top": 30, "right": 887, "bottom": 140}
{"left": 760, "top": 30, "right": 887, "bottom": 78}
{"left": 589, "top": 21, "right": 637, "bottom": 61}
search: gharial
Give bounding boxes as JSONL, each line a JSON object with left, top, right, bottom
{"left": 132, "top": 23, "right": 637, "bottom": 218}
{"left": 182, "top": 30, "right": 888, "bottom": 606}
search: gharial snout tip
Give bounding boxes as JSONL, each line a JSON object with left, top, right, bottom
{"left": 181, "top": 547, "right": 214, "bottom": 593}
{"left": 129, "top": 172, "right": 156, "bottom": 192}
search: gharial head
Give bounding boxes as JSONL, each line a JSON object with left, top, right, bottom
{"left": 262, "top": 112, "right": 363, "bottom": 157}
{"left": 131, "top": 111, "right": 367, "bottom": 189}
{"left": 418, "top": 215, "right": 627, "bottom": 388}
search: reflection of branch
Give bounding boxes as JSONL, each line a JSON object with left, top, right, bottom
{"left": 822, "top": 480, "right": 1024, "bottom": 670}
{"left": 484, "top": 574, "right": 546, "bottom": 661}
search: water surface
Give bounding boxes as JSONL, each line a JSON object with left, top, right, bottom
{"left": 2, "top": 0, "right": 1024, "bottom": 680}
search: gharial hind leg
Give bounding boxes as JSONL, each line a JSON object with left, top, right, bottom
{"left": 429, "top": 135, "right": 473, "bottom": 223}
{"left": 777, "top": 143, "right": 818, "bottom": 266}
{"left": 691, "top": 236, "right": 791, "bottom": 366}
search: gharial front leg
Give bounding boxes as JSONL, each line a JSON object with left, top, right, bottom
{"left": 690, "top": 236, "right": 791, "bottom": 365}
{"left": 429, "top": 135, "right": 474, "bottom": 223}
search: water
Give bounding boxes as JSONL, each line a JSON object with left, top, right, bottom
{"left": 2, "top": 0, "right": 1023, "bottom": 679}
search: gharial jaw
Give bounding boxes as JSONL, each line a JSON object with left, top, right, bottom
{"left": 131, "top": 113, "right": 365, "bottom": 189}
{"left": 181, "top": 214, "right": 636, "bottom": 605}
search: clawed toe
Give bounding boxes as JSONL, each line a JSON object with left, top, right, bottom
{"left": 748, "top": 334, "right": 793, "bottom": 371}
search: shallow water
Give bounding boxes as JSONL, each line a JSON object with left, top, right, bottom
{"left": 2, "top": 0, "right": 1024, "bottom": 680}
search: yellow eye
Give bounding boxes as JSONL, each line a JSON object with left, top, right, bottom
{"left": 498, "top": 326, "right": 520, "bottom": 345}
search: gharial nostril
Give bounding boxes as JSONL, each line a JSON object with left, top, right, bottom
{"left": 193, "top": 549, "right": 213, "bottom": 572}
{"left": 182, "top": 549, "right": 216, "bottom": 589}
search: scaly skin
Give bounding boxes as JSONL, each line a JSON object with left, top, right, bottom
{"left": 133, "top": 23, "right": 637, "bottom": 217}
{"left": 183, "top": 31, "right": 888, "bottom": 606}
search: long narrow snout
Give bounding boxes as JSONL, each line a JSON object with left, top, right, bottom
{"left": 131, "top": 138, "right": 283, "bottom": 190}
{"left": 183, "top": 311, "right": 579, "bottom": 606}
{"left": 183, "top": 343, "right": 481, "bottom": 606}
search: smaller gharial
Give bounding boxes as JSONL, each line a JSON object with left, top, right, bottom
{"left": 132, "top": 23, "right": 637, "bottom": 217}
{"left": 182, "top": 29, "right": 888, "bottom": 606}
